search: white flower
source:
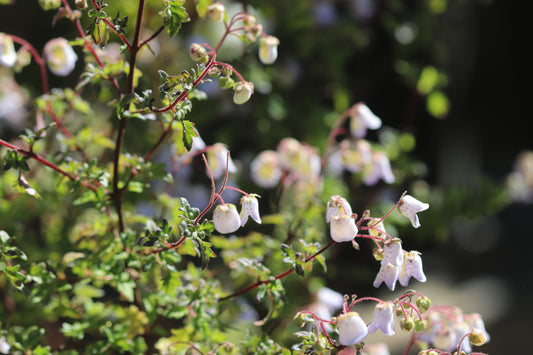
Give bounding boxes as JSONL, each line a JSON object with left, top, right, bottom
{"left": 250, "top": 150, "right": 282, "bottom": 188}
{"left": 240, "top": 194, "right": 261, "bottom": 226}
{"left": 316, "top": 287, "right": 344, "bottom": 314}
{"left": 326, "top": 195, "right": 353, "bottom": 222}
{"left": 233, "top": 81, "right": 254, "bottom": 105}
{"left": 363, "top": 151, "right": 395, "bottom": 185}
{"left": 277, "top": 137, "right": 303, "bottom": 170}
{"left": 398, "top": 194, "right": 429, "bottom": 228}
{"left": 213, "top": 203, "right": 241, "bottom": 234}
{"left": 382, "top": 240, "right": 403, "bottom": 266}
{"left": 373, "top": 262, "right": 400, "bottom": 291}
{"left": 367, "top": 302, "right": 396, "bottom": 336}
{"left": 399, "top": 251, "right": 426, "bottom": 287}
{"left": 337, "top": 312, "right": 368, "bottom": 346}
{"left": 330, "top": 214, "right": 358, "bottom": 242}
{"left": 350, "top": 103, "right": 382, "bottom": 138}
{"left": 207, "top": 143, "right": 237, "bottom": 180}
{"left": 0, "top": 33, "right": 16, "bottom": 67}
{"left": 43, "top": 38, "right": 77, "bottom": 76}
{"left": 259, "top": 35, "right": 280, "bottom": 64}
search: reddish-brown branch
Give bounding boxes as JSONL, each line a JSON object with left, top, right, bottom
{"left": 218, "top": 240, "right": 336, "bottom": 301}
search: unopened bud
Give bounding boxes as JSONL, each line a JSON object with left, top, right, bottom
{"left": 373, "top": 247, "right": 384, "bottom": 261}
{"left": 416, "top": 296, "right": 431, "bottom": 313}
{"left": 414, "top": 319, "right": 427, "bottom": 332}
{"left": 189, "top": 43, "right": 208, "bottom": 64}
{"left": 207, "top": 2, "right": 225, "bottom": 23}
{"left": 233, "top": 81, "right": 254, "bottom": 105}
{"left": 218, "top": 76, "right": 234, "bottom": 89}
{"left": 468, "top": 328, "right": 487, "bottom": 346}
{"left": 400, "top": 317, "right": 414, "bottom": 332}
{"left": 395, "top": 306, "right": 404, "bottom": 317}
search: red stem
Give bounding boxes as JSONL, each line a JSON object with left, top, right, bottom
{"left": 218, "top": 240, "right": 336, "bottom": 301}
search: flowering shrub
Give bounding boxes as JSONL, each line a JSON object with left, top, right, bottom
{"left": 0, "top": 1, "right": 494, "bottom": 354}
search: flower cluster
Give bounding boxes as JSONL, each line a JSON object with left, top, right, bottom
{"left": 295, "top": 291, "right": 434, "bottom": 353}
{"left": 251, "top": 137, "right": 321, "bottom": 188}
{"left": 416, "top": 306, "right": 490, "bottom": 354}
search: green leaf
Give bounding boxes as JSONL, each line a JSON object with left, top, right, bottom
{"left": 195, "top": 0, "right": 212, "bottom": 18}
{"left": 163, "top": 0, "right": 190, "bottom": 37}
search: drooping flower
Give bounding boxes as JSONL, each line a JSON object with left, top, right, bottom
{"left": 240, "top": 194, "right": 261, "bottom": 226}
{"left": 342, "top": 139, "right": 372, "bottom": 173}
{"left": 382, "top": 240, "right": 404, "bottom": 266}
{"left": 277, "top": 137, "right": 303, "bottom": 170}
{"left": 233, "top": 81, "right": 254, "bottom": 105}
{"left": 350, "top": 103, "right": 382, "bottom": 138}
{"left": 373, "top": 262, "right": 401, "bottom": 291}
{"left": 326, "top": 195, "right": 353, "bottom": 222}
{"left": 330, "top": 214, "right": 358, "bottom": 242}
{"left": 189, "top": 43, "right": 208, "bottom": 63}
{"left": 398, "top": 194, "right": 429, "bottom": 228}
{"left": 0, "top": 33, "right": 16, "bottom": 67}
{"left": 399, "top": 250, "right": 426, "bottom": 287}
{"left": 368, "top": 302, "right": 396, "bottom": 336}
{"left": 336, "top": 312, "right": 369, "bottom": 346}
{"left": 213, "top": 203, "right": 241, "bottom": 234}
{"left": 250, "top": 150, "right": 282, "bottom": 188}
{"left": 207, "top": 143, "right": 237, "bottom": 179}
{"left": 258, "top": 35, "right": 280, "bottom": 64}
{"left": 363, "top": 151, "right": 395, "bottom": 186}
{"left": 43, "top": 38, "right": 78, "bottom": 76}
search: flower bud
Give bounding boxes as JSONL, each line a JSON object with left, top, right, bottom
{"left": 189, "top": 43, "right": 208, "bottom": 64}
{"left": 468, "top": 328, "right": 487, "bottom": 346}
{"left": 213, "top": 204, "right": 241, "bottom": 234}
{"left": 43, "top": 38, "right": 78, "bottom": 76}
{"left": 414, "top": 319, "right": 427, "bottom": 332}
{"left": 0, "top": 33, "right": 16, "bottom": 67}
{"left": 233, "top": 81, "right": 254, "bottom": 105}
{"left": 400, "top": 316, "right": 415, "bottom": 332}
{"left": 207, "top": 2, "right": 225, "bottom": 23}
{"left": 240, "top": 194, "right": 261, "bottom": 227}
{"left": 218, "top": 76, "right": 234, "bottom": 89}
{"left": 258, "top": 35, "right": 280, "bottom": 64}
{"left": 416, "top": 296, "right": 431, "bottom": 313}
{"left": 14, "top": 47, "right": 31, "bottom": 72}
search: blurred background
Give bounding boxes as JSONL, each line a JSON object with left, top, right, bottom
{"left": 1, "top": 0, "right": 529, "bottom": 353}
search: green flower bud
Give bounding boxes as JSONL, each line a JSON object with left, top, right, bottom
{"left": 218, "top": 76, "right": 234, "bottom": 90}
{"left": 38, "top": 0, "right": 61, "bottom": 11}
{"left": 400, "top": 316, "right": 414, "bottom": 332}
{"left": 414, "top": 319, "right": 427, "bottom": 332}
{"left": 207, "top": 3, "right": 225, "bottom": 23}
{"left": 189, "top": 43, "right": 208, "bottom": 64}
{"left": 75, "top": 0, "right": 88, "bottom": 9}
{"left": 416, "top": 296, "right": 431, "bottom": 313}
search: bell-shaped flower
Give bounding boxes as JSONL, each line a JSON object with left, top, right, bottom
{"left": 233, "top": 81, "right": 254, "bottom": 105}
{"left": 43, "top": 38, "right": 77, "bottom": 76}
{"left": 350, "top": 103, "right": 382, "bottom": 138}
{"left": 316, "top": 287, "right": 344, "bottom": 314}
{"left": 258, "top": 35, "right": 280, "bottom": 64}
{"left": 382, "top": 240, "right": 404, "bottom": 266}
{"left": 368, "top": 302, "right": 396, "bottom": 336}
{"left": 207, "top": 2, "right": 225, "bottom": 23}
{"left": 398, "top": 195, "right": 429, "bottom": 228}
{"left": 240, "top": 194, "right": 261, "bottom": 226}
{"left": 250, "top": 150, "right": 282, "bottom": 188}
{"left": 207, "top": 143, "right": 237, "bottom": 180}
{"left": 363, "top": 151, "right": 395, "bottom": 186}
{"left": 213, "top": 203, "right": 241, "bottom": 234}
{"left": 0, "top": 33, "right": 17, "bottom": 67}
{"left": 326, "top": 195, "right": 353, "bottom": 222}
{"left": 189, "top": 43, "right": 208, "bottom": 64}
{"left": 336, "top": 312, "right": 368, "bottom": 346}
{"left": 330, "top": 215, "right": 358, "bottom": 242}
{"left": 277, "top": 137, "right": 303, "bottom": 170}
{"left": 399, "top": 251, "right": 426, "bottom": 287}
{"left": 433, "top": 327, "right": 457, "bottom": 351}
{"left": 373, "top": 262, "right": 401, "bottom": 291}
{"left": 342, "top": 139, "right": 372, "bottom": 173}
